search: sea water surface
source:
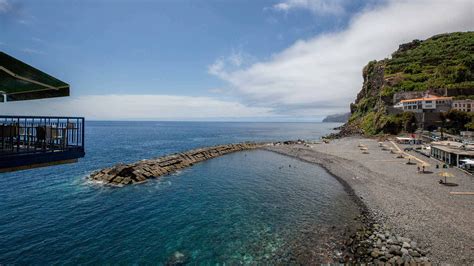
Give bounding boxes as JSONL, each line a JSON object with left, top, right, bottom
{"left": 0, "top": 122, "right": 360, "bottom": 264}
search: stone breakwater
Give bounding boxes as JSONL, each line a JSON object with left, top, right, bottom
{"left": 89, "top": 142, "right": 264, "bottom": 186}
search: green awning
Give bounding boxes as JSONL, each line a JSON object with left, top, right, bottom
{"left": 0, "top": 52, "right": 69, "bottom": 102}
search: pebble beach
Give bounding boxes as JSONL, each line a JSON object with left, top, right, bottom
{"left": 266, "top": 137, "right": 474, "bottom": 264}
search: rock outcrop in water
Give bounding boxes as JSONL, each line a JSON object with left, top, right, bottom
{"left": 322, "top": 113, "right": 351, "bottom": 123}
{"left": 89, "top": 142, "right": 264, "bottom": 186}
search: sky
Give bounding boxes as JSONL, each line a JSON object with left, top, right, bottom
{"left": 0, "top": 0, "right": 473, "bottom": 121}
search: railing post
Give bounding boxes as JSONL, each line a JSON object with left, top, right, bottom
{"left": 0, "top": 115, "right": 85, "bottom": 157}
{"left": 66, "top": 118, "right": 69, "bottom": 149}
{"left": 81, "top": 118, "right": 85, "bottom": 151}
{"left": 16, "top": 117, "right": 20, "bottom": 152}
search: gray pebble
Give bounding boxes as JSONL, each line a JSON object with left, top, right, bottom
{"left": 400, "top": 248, "right": 409, "bottom": 255}
{"left": 402, "top": 241, "right": 411, "bottom": 249}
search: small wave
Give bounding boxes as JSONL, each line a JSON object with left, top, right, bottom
{"left": 82, "top": 177, "right": 125, "bottom": 188}
{"left": 171, "top": 170, "right": 183, "bottom": 176}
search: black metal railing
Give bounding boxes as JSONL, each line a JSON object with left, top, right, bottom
{"left": 0, "top": 115, "right": 84, "bottom": 157}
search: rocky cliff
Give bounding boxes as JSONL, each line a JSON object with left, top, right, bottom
{"left": 322, "top": 112, "right": 351, "bottom": 123}
{"left": 339, "top": 31, "right": 474, "bottom": 136}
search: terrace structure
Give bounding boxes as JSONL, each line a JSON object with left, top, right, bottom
{"left": 0, "top": 52, "right": 85, "bottom": 172}
{"left": 430, "top": 140, "right": 474, "bottom": 167}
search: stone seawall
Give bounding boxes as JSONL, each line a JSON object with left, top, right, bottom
{"left": 89, "top": 142, "right": 264, "bottom": 186}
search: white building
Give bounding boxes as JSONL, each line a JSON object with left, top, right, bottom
{"left": 394, "top": 95, "right": 452, "bottom": 113}
{"left": 452, "top": 99, "right": 474, "bottom": 112}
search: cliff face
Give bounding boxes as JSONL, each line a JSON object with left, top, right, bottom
{"left": 340, "top": 31, "right": 474, "bottom": 136}
{"left": 322, "top": 112, "right": 351, "bottom": 123}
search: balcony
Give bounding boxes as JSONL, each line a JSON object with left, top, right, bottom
{"left": 0, "top": 115, "right": 85, "bottom": 172}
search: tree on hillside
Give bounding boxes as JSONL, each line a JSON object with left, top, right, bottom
{"left": 401, "top": 112, "right": 417, "bottom": 133}
{"left": 440, "top": 110, "right": 473, "bottom": 134}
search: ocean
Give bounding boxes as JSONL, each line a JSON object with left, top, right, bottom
{"left": 0, "top": 121, "right": 361, "bottom": 264}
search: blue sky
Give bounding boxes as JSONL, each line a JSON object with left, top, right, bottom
{"left": 1, "top": 0, "right": 473, "bottom": 120}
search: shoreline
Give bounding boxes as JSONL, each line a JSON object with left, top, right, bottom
{"left": 266, "top": 146, "right": 370, "bottom": 215}
{"left": 266, "top": 137, "right": 473, "bottom": 264}
{"left": 265, "top": 145, "right": 430, "bottom": 264}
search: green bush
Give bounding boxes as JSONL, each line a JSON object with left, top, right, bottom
{"left": 361, "top": 112, "right": 378, "bottom": 135}
{"left": 441, "top": 110, "right": 474, "bottom": 134}
{"left": 380, "top": 112, "right": 417, "bottom": 134}
{"left": 404, "top": 63, "right": 421, "bottom": 74}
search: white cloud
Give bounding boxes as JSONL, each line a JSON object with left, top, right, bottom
{"left": 0, "top": 95, "right": 274, "bottom": 120}
{"left": 208, "top": 88, "right": 226, "bottom": 94}
{"left": 209, "top": 49, "right": 255, "bottom": 78}
{"left": 210, "top": 0, "right": 474, "bottom": 116}
{"left": 273, "top": 0, "right": 346, "bottom": 15}
{"left": 20, "top": 48, "right": 45, "bottom": 55}
{"left": 0, "top": 0, "right": 10, "bottom": 14}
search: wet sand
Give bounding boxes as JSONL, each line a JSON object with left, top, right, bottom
{"left": 265, "top": 137, "right": 474, "bottom": 264}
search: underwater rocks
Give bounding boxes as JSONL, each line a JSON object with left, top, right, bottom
{"left": 166, "top": 251, "right": 188, "bottom": 265}
{"left": 89, "top": 142, "right": 264, "bottom": 186}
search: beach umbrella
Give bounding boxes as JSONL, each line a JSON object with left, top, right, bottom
{"left": 405, "top": 155, "right": 416, "bottom": 164}
{"left": 439, "top": 171, "right": 454, "bottom": 184}
{"left": 417, "top": 162, "right": 430, "bottom": 173}
{"left": 418, "top": 162, "right": 430, "bottom": 167}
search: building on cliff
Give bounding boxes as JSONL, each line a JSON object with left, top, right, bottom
{"left": 452, "top": 99, "right": 474, "bottom": 113}
{"left": 393, "top": 95, "right": 452, "bottom": 113}
{"left": 392, "top": 94, "right": 453, "bottom": 130}
{"left": 0, "top": 52, "right": 85, "bottom": 172}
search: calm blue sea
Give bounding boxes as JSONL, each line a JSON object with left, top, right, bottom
{"left": 0, "top": 122, "right": 360, "bottom": 264}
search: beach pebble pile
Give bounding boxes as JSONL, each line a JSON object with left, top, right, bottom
{"left": 343, "top": 215, "right": 431, "bottom": 264}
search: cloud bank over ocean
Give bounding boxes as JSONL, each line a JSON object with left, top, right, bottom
{"left": 1, "top": 95, "right": 274, "bottom": 120}
{"left": 2, "top": 0, "right": 473, "bottom": 120}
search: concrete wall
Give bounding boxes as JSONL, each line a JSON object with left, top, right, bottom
{"left": 414, "top": 112, "right": 443, "bottom": 130}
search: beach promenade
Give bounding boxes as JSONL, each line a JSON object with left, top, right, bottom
{"left": 267, "top": 137, "right": 474, "bottom": 264}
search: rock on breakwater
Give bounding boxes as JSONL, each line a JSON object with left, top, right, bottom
{"left": 89, "top": 142, "right": 264, "bottom": 186}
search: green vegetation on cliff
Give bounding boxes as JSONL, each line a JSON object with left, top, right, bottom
{"left": 383, "top": 32, "right": 474, "bottom": 97}
{"left": 346, "top": 32, "right": 474, "bottom": 136}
